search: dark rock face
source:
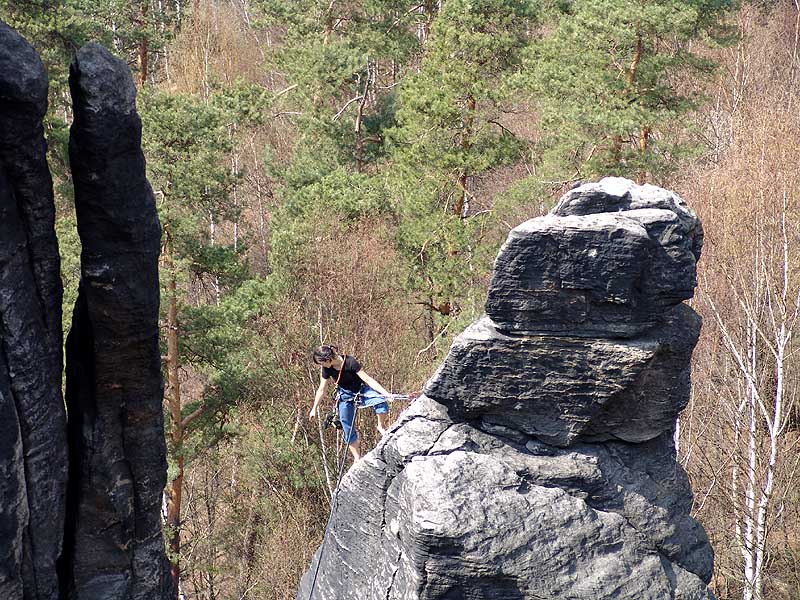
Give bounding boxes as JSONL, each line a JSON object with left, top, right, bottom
{"left": 486, "top": 177, "right": 704, "bottom": 338}
{"left": 0, "top": 22, "right": 67, "bottom": 600}
{"left": 62, "top": 44, "right": 171, "bottom": 599}
{"left": 297, "top": 178, "right": 715, "bottom": 600}
{"left": 425, "top": 304, "right": 701, "bottom": 447}
{"left": 0, "top": 22, "right": 171, "bottom": 600}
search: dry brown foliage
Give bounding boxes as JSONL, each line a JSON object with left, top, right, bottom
{"left": 678, "top": 3, "right": 800, "bottom": 598}
{"left": 165, "top": 0, "right": 268, "bottom": 94}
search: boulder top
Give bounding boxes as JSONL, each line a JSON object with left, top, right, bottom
{"left": 486, "top": 177, "right": 703, "bottom": 338}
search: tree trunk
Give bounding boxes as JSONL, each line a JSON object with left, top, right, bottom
{"left": 454, "top": 94, "right": 475, "bottom": 217}
{"left": 241, "top": 507, "right": 262, "bottom": 593}
{"left": 636, "top": 126, "right": 650, "bottom": 184}
{"left": 418, "top": 0, "right": 438, "bottom": 42}
{"left": 424, "top": 294, "right": 436, "bottom": 343}
{"left": 354, "top": 68, "right": 370, "bottom": 173}
{"left": 139, "top": 0, "right": 149, "bottom": 85}
{"left": 608, "top": 31, "right": 643, "bottom": 173}
{"left": 164, "top": 230, "right": 184, "bottom": 599}
{"left": 627, "top": 32, "right": 642, "bottom": 87}
{"left": 610, "top": 135, "right": 623, "bottom": 169}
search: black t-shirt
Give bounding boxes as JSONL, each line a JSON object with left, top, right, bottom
{"left": 322, "top": 355, "right": 363, "bottom": 392}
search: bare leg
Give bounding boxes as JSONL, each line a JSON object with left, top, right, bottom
{"left": 377, "top": 413, "right": 388, "bottom": 436}
{"left": 348, "top": 439, "right": 361, "bottom": 462}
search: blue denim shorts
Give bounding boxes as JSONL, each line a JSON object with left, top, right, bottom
{"left": 336, "top": 384, "right": 389, "bottom": 443}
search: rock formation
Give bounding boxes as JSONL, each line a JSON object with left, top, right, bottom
{"left": 297, "top": 178, "right": 715, "bottom": 600}
{"left": 0, "top": 22, "right": 171, "bottom": 599}
{"left": 0, "top": 21, "right": 68, "bottom": 600}
{"left": 61, "top": 44, "right": 171, "bottom": 599}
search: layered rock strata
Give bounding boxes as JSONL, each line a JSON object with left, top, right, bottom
{"left": 297, "top": 178, "right": 714, "bottom": 600}
{"left": 486, "top": 178, "right": 703, "bottom": 338}
{"left": 0, "top": 22, "right": 67, "bottom": 600}
{"left": 62, "top": 44, "right": 172, "bottom": 599}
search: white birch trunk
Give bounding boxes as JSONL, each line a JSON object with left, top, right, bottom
{"left": 708, "top": 198, "right": 799, "bottom": 600}
{"left": 209, "top": 210, "right": 220, "bottom": 305}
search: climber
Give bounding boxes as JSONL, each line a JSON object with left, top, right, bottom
{"left": 308, "top": 345, "right": 392, "bottom": 462}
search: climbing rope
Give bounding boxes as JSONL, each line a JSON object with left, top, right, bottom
{"left": 306, "top": 419, "right": 351, "bottom": 600}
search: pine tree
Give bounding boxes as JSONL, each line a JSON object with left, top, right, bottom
{"left": 139, "top": 88, "right": 273, "bottom": 596}
{"left": 256, "top": 0, "right": 422, "bottom": 337}
{"left": 520, "top": 0, "right": 735, "bottom": 183}
{"left": 385, "top": 0, "right": 535, "bottom": 333}
{"left": 258, "top": 0, "right": 420, "bottom": 175}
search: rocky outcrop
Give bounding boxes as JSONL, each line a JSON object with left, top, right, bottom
{"left": 0, "top": 22, "right": 67, "bottom": 600}
{"left": 486, "top": 178, "right": 703, "bottom": 338}
{"left": 297, "top": 178, "right": 714, "bottom": 600}
{"left": 61, "top": 44, "right": 172, "bottom": 599}
{"left": 0, "top": 22, "right": 171, "bottom": 600}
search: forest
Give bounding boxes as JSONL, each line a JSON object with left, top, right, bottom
{"left": 1, "top": 0, "right": 798, "bottom": 598}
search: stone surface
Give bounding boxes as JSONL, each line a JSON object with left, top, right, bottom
{"left": 61, "top": 43, "right": 172, "bottom": 599}
{"left": 0, "top": 22, "right": 67, "bottom": 600}
{"left": 424, "top": 304, "right": 701, "bottom": 447}
{"left": 0, "top": 21, "right": 63, "bottom": 358}
{"left": 486, "top": 177, "right": 703, "bottom": 338}
{"left": 297, "top": 180, "right": 715, "bottom": 600}
{"left": 0, "top": 25, "right": 172, "bottom": 599}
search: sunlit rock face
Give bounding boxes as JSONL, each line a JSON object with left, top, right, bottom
{"left": 486, "top": 177, "right": 703, "bottom": 338}
{"left": 0, "top": 22, "right": 171, "bottom": 600}
{"left": 297, "top": 178, "right": 715, "bottom": 600}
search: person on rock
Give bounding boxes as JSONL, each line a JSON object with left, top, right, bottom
{"left": 308, "top": 345, "right": 392, "bottom": 462}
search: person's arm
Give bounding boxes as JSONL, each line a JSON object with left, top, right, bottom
{"left": 309, "top": 375, "right": 329, "bottom": 420}
{"left": 357, "top": 370, "right": 391, "bottom": 399}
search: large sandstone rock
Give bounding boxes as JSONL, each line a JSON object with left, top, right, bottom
{"left": 424, "top": 305, "right": 700, "bottom": 447}
{"left": 486, "top": 177, "right": 703, "bottom": 338}
{"left": 297, "top": 179, "right": 715, "bottom": 600}
{"left": 62, "top": 44, "right": 172, "bottom": 600}
{"left": 0, "top": 22, "right": 67, "bottom": 600}
{"left": 0, "top": 22, "right": 172, "bottom": 600}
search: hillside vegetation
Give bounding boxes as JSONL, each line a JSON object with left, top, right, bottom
{"left": 1, "top": 0, "right": 798, "bottom": 598}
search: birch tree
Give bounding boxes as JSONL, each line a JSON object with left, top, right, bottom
{"left": 703, "top": 193, "right": 800, "bottom": 600}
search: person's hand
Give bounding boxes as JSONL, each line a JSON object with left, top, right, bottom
{"left": 308, "top": 407, "right": 316, "bottom": 420}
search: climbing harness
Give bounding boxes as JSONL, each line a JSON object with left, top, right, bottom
{"left": 323, "top": 353, "right": 417, "bottom": 429}
{"left": 322, "top": 391, "right": 414, "bottom": 430}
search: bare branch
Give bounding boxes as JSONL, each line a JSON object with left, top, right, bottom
{"left": 332, "top": 95, "right": 365, "bottom": 121}
{"left": 416, "top": 319, "right": 453, "bottom": 357}
{"left": 703, "top": 290, "right": 765, "bottom": 409}
{"left": 273, "top": 83, "right": 298, "bottom": 97}
{"left": 181, "top": 404, "right": 207, "bottom": 430}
